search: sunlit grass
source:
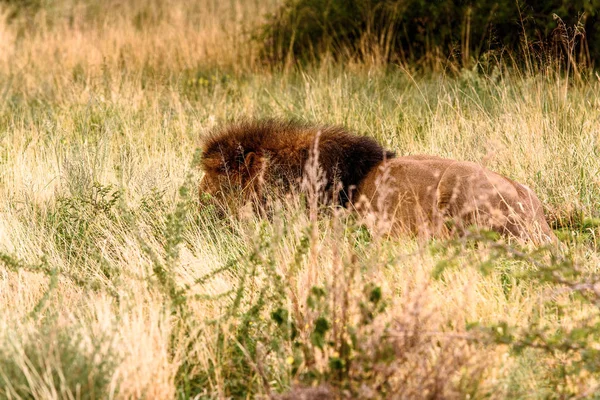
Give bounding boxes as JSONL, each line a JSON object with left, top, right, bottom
{"left": 0, "top": 0, "right": 599, "bottom": 398}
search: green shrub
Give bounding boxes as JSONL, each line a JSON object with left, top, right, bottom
{"left": 0, "top": 325, "right": 118, "bottom": 399}
{"left": 258, "top": 0, "right": 600, "bottom": 68}
{"left": 181, "top": 211, "right": 489, "bottom": 399}
{"left": 435, "top": 231, "right": 600, "bottom": 398}
{"left": 41, "top": 182, "right": 122, "bottom": 288}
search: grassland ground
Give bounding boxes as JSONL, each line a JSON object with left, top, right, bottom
{"left": 0, "top": 0, "right": 599, "bottom": 398}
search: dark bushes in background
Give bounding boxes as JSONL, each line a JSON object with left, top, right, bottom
{"left": 258, "top": 0, "right": 600, "bottom": 68}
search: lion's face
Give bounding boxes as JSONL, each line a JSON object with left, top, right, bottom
{"left": 199, "top": 149, "right": 262, "bottom": 201}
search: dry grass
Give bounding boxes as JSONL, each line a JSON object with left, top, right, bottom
{"left": 0, "top": 0, "right": 599, "bottom": 398}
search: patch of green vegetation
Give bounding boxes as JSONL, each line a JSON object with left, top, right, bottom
{"left": 436, "top": 232, "right": 600, "bottom": 399}
{"left": 258, "top": 0, "right": 600, "bottom": 67}
{"left": 0, "top": 324, "right": 119, "bottom": 399}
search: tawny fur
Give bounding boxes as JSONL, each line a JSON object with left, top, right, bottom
{"left": 199, "top": 120, "right": 555, "bottom": 243}
{"left": 357, "top": 155, "right": 555, "bottom": 243}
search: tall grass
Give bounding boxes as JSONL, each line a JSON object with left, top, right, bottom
{"left": 0, "top": 0, "right": 599, "bottom": 398}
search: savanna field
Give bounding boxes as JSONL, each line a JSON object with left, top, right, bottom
{"left": 0, "top": 0, "right": 600, "bottom": 398}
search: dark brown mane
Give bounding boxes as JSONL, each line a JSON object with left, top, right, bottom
{"left": 201, "top": 119, "right": 395, "bottom": 205}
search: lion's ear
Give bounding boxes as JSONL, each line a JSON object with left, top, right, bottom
{"left": 244, "top": 152, "right": 260, "bottom": 172}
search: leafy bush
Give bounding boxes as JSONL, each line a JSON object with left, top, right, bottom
{"left": 38, "top": 182, "right": 123, "bottom": 294}
{"left": 435, "top": 231, "right": 600, "bottom": 398}
{"left": 177, "top": 209, "right": 490, "bottom": 399}
{"left": 0, "top": 325, "right": 118, "bottom": 399}
{"left": 258, "top": 0, "right": 600, "bottom": 67}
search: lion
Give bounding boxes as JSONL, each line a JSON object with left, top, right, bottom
{"left": 199, "top": 120, "right": 556, "bottom": 243}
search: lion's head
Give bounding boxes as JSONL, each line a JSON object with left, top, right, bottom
{"left": 199, "top": 119, "right": 394, "bottom": 205}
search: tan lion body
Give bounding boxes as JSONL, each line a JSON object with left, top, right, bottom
{"left": 357, "top": 155, "right": 555, "bottom": 242}
{"left": 200, "top": 120, "right": 555, "bottom": 243}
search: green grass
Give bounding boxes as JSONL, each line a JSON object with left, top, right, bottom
{"left": 0, "top": 0, "right": 600, "bottom": 398}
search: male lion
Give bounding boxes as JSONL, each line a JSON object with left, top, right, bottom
{"left": 199, "top": 120, "right": 555, "bottom": 243}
